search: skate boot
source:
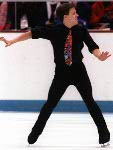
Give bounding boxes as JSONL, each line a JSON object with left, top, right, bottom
{"left": 101, "top": 142, "right": 110, "bottom": 148}
{"left": 99, "top": 129, "right": 110, "bottom": 147}
{"left": 28, "top": 127, "right": 41, "bottom": 145}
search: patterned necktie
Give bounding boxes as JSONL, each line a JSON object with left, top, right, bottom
{"left": 64, "top": 30, "right": 72, "bottom": 66}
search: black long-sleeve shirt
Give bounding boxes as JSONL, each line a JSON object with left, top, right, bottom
{"left": 31, "top": 23, "right": 99, "bottom": 65}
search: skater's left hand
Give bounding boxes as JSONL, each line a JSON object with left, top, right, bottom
{"left": 98, "top": 51, "right": 111, "bottom": 61}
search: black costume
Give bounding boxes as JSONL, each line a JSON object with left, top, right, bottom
{"left": 28, "top": 24, "right": 110, "bottom": 144}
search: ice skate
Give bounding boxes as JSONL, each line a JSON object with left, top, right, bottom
{"left": 101, "top": 142, "right": 110, "bottom": 148}
{"left": 99, "top": 130, "right": 110, "bottom": 147}
{"left": 27, "top": 127, "right": 40, "bottom": 144}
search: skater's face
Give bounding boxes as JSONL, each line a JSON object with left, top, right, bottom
{"left": 64, "top": 7, "right": 78, "bottom": 26}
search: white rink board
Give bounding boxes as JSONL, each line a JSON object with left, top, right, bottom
{"left": 0, "top": 32, "right": 113, "bottom": 100}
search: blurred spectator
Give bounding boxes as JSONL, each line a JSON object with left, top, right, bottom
{"left": 7, "top": 2, "right": 15, "bottom": 30}
{"left": 76, "top": 2, "right": 91, "bottom": 28}
{"left": 16, "top": 2, "right": 29, "bottom": 29}
{"left": 46, "top": 1, "right": 60, "bottom": 25}
{"left": 0, "top": 2, "right": 10, "bottom": 31}
{"left": 16, "top": 2, "right": 48, "bottom": 30}
{"left": 89, "top": 2, "right": 113, "bottom": 29}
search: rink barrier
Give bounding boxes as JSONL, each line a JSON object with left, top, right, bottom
{"left": 0, "top": 100, "right": 112, "bottom": 113}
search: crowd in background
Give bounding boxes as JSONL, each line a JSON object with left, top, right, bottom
{"left": 0, "top": 1, "right": 113, "bottom": 31}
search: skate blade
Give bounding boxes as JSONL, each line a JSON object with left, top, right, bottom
{"left": 101, "top": 142, "right": 110, "bottom": 148}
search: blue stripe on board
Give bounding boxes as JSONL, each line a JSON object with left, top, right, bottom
{"left": 0, "top": 100, "right": 112, "bottom": 113}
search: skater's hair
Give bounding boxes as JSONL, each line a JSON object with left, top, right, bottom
{"left": 56, "top": 3, "right": 74, "bottom": 22}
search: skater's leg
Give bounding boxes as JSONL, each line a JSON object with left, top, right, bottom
{"left": 28, "top": 77, "right": 69, "bottom": 144}
{"left": 73, "top": 63, "right": 110, "bottom": 144}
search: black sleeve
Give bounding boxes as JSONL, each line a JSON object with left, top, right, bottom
{"left": 83, "top": 28, "right": 99, "bottom": 53}
{"left": 31, "top": 26, "right": 53, "bottom": 40}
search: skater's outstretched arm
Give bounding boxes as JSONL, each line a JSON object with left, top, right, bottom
{"left": 0, "top": 31, "right": 32, "bottom": 47}
{"left": 83, "top": 28, "right": 111, "bottom": 61}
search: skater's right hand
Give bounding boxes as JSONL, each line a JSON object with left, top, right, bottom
{"left": 0, "top": 37, "right": 12, "bottom": 47}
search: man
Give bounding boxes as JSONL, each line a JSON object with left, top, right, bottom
{"left": 0, "top": 3, "right": 111, "bottom": 147}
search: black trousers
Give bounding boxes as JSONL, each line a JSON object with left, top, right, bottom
{"left": 33, "top": 62, "right": 108, "bottom": 135}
